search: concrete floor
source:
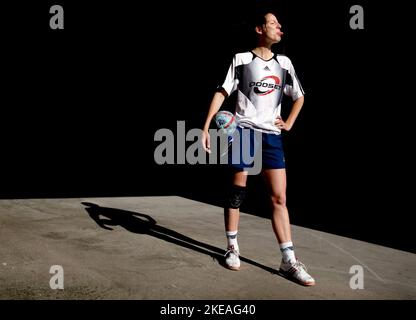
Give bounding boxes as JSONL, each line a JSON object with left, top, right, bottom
{"left": 0, "top": 196, "right": 415, "bottom": 299}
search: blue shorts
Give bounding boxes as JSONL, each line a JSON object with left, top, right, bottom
{"left": 228, "top": 126, "right": 285, "bottom": 170}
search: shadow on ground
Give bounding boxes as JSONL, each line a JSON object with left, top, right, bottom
{"left": 81, "top": 202, "right": 295, "bottom": 281}
{"left": 1, "top": 158, "right": 413, "bottom": 254}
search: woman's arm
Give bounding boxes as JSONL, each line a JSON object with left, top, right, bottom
{"left": 202, "top": 89, "right": 228, "bottom": 153}
{"left": 275, "top": 96, "right": 304, "bottom": 131}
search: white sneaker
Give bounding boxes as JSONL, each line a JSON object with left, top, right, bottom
{"left": 279, "top": 258, "right": 315, "bottom": 286}
{"left": 224, "top": 245, "right": 240, "bottom": 271}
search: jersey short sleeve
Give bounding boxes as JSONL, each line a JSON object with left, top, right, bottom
{"left": 219, "top": 55, "right": 238, "bottom": 96}
{"left": 279, "top": 56, "right": 305, "bottom": 101}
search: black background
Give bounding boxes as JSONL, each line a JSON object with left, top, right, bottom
{"left": 2, "top": 0, "right": 415, "bottom": 253}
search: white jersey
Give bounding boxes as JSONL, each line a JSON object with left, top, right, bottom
{"left": 220, "top": 51, "right": 305, "bottom": 134}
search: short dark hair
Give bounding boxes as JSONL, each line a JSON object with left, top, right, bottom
{"left": 252, "top": 9, "right": 278, "bottom": 29}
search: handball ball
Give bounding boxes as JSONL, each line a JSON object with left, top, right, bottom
{"left": 214, "top": 110, "right": 237, "bottom": 136}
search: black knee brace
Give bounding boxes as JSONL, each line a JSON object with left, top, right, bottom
{"left": 227, "top": 185, "right": 247, "bottom": 209}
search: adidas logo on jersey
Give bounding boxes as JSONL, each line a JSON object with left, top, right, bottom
{"left": 264, "top": 66, "right": 270, "bottom": 71}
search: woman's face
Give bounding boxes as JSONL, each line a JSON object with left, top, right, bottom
{"left": 261, "top": 13, "right": 283, "bottom": 43}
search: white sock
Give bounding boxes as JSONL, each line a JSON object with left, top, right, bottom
{"left": 280, "top": 241, "right": 296, "bottom": 264}
{"left": 226, "top": 231, "right": 239, "bottom": 252}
